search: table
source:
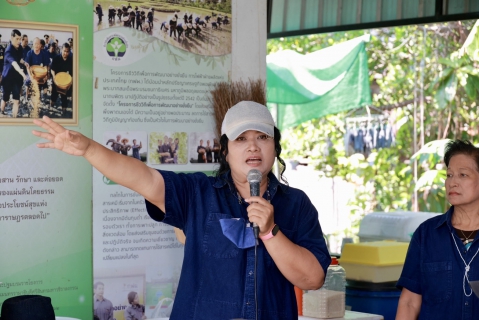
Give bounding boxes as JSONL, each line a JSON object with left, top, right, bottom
{"left": 300, "top": 310, "right": 383, "bottom": 320}
{"left": 147, "top": 311, "right": 383, "bottom": 320}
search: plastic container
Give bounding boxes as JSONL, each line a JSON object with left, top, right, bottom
{"left": 340, "top": 241, "right": 409, "bottom": 282}
{"left": 358, "top": 211, "right": 440, "bottom": 242}
{"left": 345, "top": 287, "right": 401, "bottom": 320}
{"left": 303, "top": 257, "right": 345, "bottom": 318}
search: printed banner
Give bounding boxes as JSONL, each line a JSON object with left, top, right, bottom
{"left": 0, "top": 1, "right": 94, "bottom": 319}
{"left": 93, "top": 2, "right": 232, "bottom": 319}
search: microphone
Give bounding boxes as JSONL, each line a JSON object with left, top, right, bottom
{"left": 247, "top": 169, "right": 262, "bottom": 244}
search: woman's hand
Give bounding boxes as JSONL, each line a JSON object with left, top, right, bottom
{"left": 245, "top": 196, "right": 274, "bottom": 235}
{"left": 32, "top": 116, "right": 92, "bottom": 156}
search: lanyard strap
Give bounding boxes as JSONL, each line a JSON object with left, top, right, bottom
{"left": 450, "top": 232, "right": 479, "bottom": 297}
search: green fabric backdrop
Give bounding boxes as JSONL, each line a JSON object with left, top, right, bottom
{"left": 267, "top": 35, "right": 372, "bottom": 129}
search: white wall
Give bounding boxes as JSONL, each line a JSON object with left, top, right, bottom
{"left": 232, "top": 0, "right": 267, "bottom": 82}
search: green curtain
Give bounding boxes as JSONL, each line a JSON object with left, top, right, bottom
{"left": 267, "top": 35, "right": 372, "bottom": 130}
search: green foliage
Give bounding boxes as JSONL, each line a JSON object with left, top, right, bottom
{"left": 268, "top": 20, "right": 479, "bottom": 231}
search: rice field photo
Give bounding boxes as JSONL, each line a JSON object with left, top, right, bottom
{"left": 94, "top": 0, "right": 232, "bottom": 56}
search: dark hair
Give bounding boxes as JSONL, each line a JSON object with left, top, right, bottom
{"left": 11, "top": 29, "right": 21, "bottom": 37}
{"left": 127, "top": 291, "right": 137, "bottom": 304}
{"left": 93, "top": 281, "right": 104, "bottom": 289}
{"left": 444, "top": 140, "right": 479, "bottom": 170}
{"left": 62, "top": 42, "right": 71, "bottom": 50}
{"left": 40, "top": 39, "right": 46, "bottom": 47}
{"left": 44, "top": 34, "right": 49, "bottom": 38}
{"left": 22, "top": 34, "right": 28, "bottom": 40}
{"left": 215, "top": 127, "right": 287, "bottom": 183}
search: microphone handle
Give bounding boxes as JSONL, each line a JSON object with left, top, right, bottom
{"left": 253, "top": 223, "right": 259, "bottom": 245}
{"left": 249, "top": 181, "right": 261, "bottom": 245}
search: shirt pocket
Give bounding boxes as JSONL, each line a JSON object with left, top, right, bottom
{"left": 202, "top": 212, "right": 240, "bottom": 259}
{"left": 421, "top": 261, "right": 452, "bottom": 304}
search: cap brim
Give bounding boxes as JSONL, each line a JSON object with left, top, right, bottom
{"left": 225, "top": 122, "right": 274, "bottom": 141}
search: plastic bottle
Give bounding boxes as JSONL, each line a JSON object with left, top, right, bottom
{"left": 302, "top": 257, "right": 346, "bottom": 318}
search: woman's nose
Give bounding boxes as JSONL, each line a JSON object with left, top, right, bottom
{"left": 247, "top": 139, "right": 259, "bottom": 151}
{"left": 448, "top": 177, "right": 458, "bottom": 187}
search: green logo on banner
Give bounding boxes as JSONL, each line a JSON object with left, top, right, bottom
{"left": 103, "top": 176, "right": 117, "bottom": 185}
{"left": 106, "top": 37, "right": 126, "bottom": 57}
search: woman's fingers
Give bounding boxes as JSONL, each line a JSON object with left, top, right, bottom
{"left": 246, "top": 199, "right": 274, "bottom": 230}
{"left": 36, "top": 142, "right": 56, "bottom": 149}
{"left": 32, "top": 130, "right": 55, "bottom": 142}
{"left": 41, "top": 116, "right": 66, "bottom": 134}
{"left": 33, "top": 117, "right": 57, "bottom": 136}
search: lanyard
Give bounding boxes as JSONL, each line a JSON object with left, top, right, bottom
{"left": 451, "top": 232, "right": 479, "bottom": 297}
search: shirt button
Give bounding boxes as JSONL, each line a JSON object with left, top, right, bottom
{"left": 246, "top": 301, "right": 250, "bottom": 305}
{"left": 249, "top": 271, "right": 253, "bottom": 276}
{"left": 465, "top": 302, "right": 469, "bottom": 306}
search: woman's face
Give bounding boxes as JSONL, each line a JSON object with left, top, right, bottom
{"left": 226, "top": 130, "right": 275, "bottom": 182}
{"left": 133, "top": 293, "right": 139, "bottom": 305}
{"left": 446, "top": 154, "right": 479, "bottom": 208}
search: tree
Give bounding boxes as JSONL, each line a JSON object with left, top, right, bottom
{"left": 267, "top": 20, "right": 479, "bottom": 231}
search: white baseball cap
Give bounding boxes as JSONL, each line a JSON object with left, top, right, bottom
{"left": 221, "top": 101, "right": 275, "bottom": 140}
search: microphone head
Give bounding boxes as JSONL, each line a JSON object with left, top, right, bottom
{"left": 247, "top": 169, "right": 262, "bottom": 183}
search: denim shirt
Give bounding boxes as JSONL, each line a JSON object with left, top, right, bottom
{"left": 2, "top": 43, "right": 23, "bottom": 81}
{"left": 397, "top": 206, "right": 479, "bottom": 319}
{"left": 145, "top": 170, "right": 331, "bottom": 320}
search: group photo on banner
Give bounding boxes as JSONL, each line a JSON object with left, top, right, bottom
{"left": 0, "top": 21, "right": 78, "bottom": 125}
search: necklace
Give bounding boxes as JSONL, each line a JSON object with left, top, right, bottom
{"left": 459, "top": 229, "right": 477, "bottom": 245}
{"left": 451, "top": 232, "right": 479, "bottom": 296}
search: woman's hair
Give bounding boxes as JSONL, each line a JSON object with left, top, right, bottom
{"left": 444, "top": 140, "right": 479, "bottom": 170}
{"left": 215, "top": 127, "right": 287, "bottom": 183}
{"left": 127, "top": 291, "right": 137, "bottom": 304}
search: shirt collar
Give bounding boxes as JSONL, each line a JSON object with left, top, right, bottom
{"left": 213, "top": 170, "right": 287, "bottom": 199}
{"left": 435, "top": 206, "right": 454, "bottom": 231}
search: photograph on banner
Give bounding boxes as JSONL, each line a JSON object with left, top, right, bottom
{"left": 148, "top": 131, "right": 188, "bottom": 165}
{"left": 0, "top": 20, "right": 78, "bottom": 125}
{"left": 93, "top": 1, "right": 232, "bottom": 56}
{"left": 94, "top": 264, "right": 181, "bottom": 320}
{"left": 94, "top": 275, "right": 145, "bottom": 320}
{"left": 144, "top": 264, "right": 180, "bottom": 319}
{"left": 188, "top": 131, "right": 220, "bottom": 164}
{"left": 104, "top": 130, "right": 148, "bottom": 162}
